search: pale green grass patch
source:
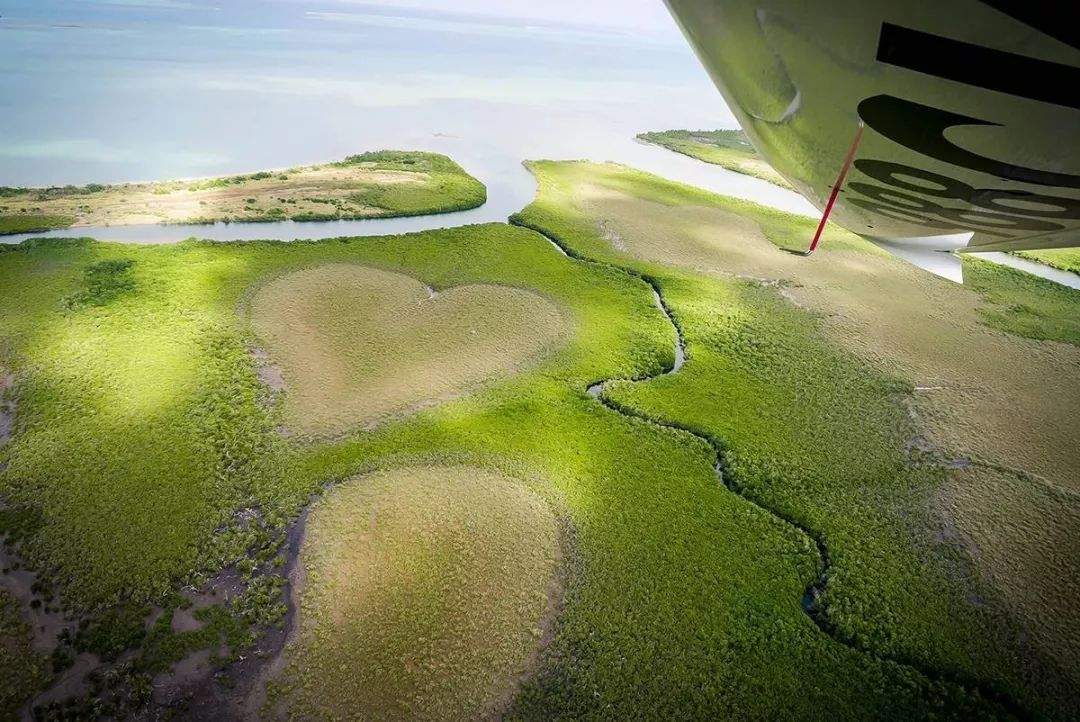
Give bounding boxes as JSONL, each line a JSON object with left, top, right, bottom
{"left": 274, "top": 466, "right": 559, "bottom": 720}
{"left": 249, "top": 264, "right": 568, "bottom": 436}
{"left": 638, "top": 129, "right": 793, "bottom": 188}
{"left": 1015, "top": 248, "right": 1080, "bottom": 274}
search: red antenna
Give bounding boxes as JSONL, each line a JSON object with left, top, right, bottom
{"left": 805, "top": 121, "right": 864, "bottom": 255}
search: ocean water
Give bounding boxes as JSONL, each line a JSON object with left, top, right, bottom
{"left": 0, "top": 1, "right": 731, "bottom": 183}
{"left": 0, "top": 0, "right": 818, "bottom": 243}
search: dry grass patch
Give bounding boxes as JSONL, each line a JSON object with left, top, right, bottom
{"left": 565, "top": 172, "right": 1080, "bottom": 495}
{"left": 0, "top": 150, "right": 484, "bottom": 230}
{"left": 272, "top": 466, "right": 560, "bottom": 721}
{"left": 934, "top": 464, "right": 1080, "bottom": 702}
{"left": 250, "top": 264, "right": 567, "bottom": 435}
{"left": 583, "top": 184, "right": 768, "bottom": 274}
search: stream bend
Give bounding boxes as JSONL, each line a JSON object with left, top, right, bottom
{"left": 509, "top": 217, "right": 1029, "bottom": 721}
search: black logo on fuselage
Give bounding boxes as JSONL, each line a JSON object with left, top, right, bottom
{"left": 846, "top": 5, "right": 1079, "bottom": 240}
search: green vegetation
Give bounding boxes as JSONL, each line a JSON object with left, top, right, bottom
{"left": 0, "top": 224, "right": 674, "bottom": 715}
{"left": 0, "top": 590, "right": 50, "bottom": 718}
{"left": 0, "top": 158, "right": 1074, "bottom": 718}
{"left": 1015, "top": 247, "right": 1080, "bottom": 274}
{"left": 0, "top": 150, "right": 485, "bottom": 231}
{"left": 250, "top": 264, "right": 566, "bottom": 436}
{"left": 333, "top": 150, "right": 488, "bottom": 216}
{"left": 64, "top": 258, "right": 136, "bottom": 310}
{"left": 275, "top": 466, "right": 559, "bottom": 719}
{"left": 0, "top": 214, "right": 74, "bottom": 236}
{"left": 0, "top": 225, "right": 981, "bottom": 719}
{"left": 510, "top": 160, "right": 1078, "bottom": 719}
{"left": 963, "top": 256, "right": 1080, "bottom": 346}
{"left": 638, "top": 129, "right": 793, "bottom": 188}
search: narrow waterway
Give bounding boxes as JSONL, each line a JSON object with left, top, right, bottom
{"left": 511, "top": 216, "right": 1029, "bottom": 720}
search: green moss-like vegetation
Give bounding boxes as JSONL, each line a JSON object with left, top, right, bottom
{"left": 1015, "top": 248, "right": 1080, "bottom": 274}
{"left": 638, "top": 129, "right": 793, "bottom": 188}
{"left": 1, "top": 224, "right": 1000, "bottom": 719}
{"left": 0, "top": 214, "right": 74, "bottom": 235}
{"left": 510, "top": 160, "right": 1076, "bottom": 719}
{"left": 963, "top": 255, "right": 1080, "bottom": 346}
{"left": 0, "top": 590, "right": 50, "bottom": 718}
{"left": 335, "top": 150, "right": 487, "bottom": 216}
{"left": 64, "top": 258, "right": 136, "bottom": 310}
{"left": 0, "top": 159, "right": 1073, "bottom": 718}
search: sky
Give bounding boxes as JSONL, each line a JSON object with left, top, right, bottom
{"left": 281, "top": 0, "right": 681, "bottom": 35}
{"left": 0, "top": 0, "right": 731, "bottom": 186}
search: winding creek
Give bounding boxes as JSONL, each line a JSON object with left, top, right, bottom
{"left": 511, "top": 217, "right": 1030, "bottom": 719}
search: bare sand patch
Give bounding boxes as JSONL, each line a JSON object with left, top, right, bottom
{"left": 270, "top": 466, "right": 561, "bottom": 721}
{"left": 249, "top": 264, "right": 567, "bottom": 436}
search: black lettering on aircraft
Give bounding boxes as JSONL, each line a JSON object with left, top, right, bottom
{"left": 876, "top": 23, "right": 1080, "bottom": 110}
{"left": 844, "top": 8, "right": 1080, "bottom": 237}
{"left": 976, "top": 0, "right": 1079, "bottom": 51}
{"left": 847, "top": 181, "right": 1060, "bottom": 235}
{"left": 847, "top": 181, "right": 1060, "bottom": 231}
{"left": 854, "top": 159, "right": 1080, "bottom": 219}
{"left": 857, "top": 95, "right": 1080, "bottom": 189}
{"left": 845, "top": 197, "right": 1008, "bottom": 237}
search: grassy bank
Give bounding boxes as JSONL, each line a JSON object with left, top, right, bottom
{"left": 0, "top": 214, "right": 74, "bottom": 235}
{"left": 963, "top": 256, "right": 1080, "bottom": 346}
{"left": 638, "top": 129, "right": 793, "bottom": 188}
{"left": 0, "top": 150, "right": 485, "bottom": 233}
{"left": 1015, "top": 248, "right": 1080, "bottom": 274}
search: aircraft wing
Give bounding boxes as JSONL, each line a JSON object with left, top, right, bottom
{"left": 663, "top": 0, "right": 1080, "bottom": 261}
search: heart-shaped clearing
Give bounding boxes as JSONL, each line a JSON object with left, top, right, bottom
{"left": 250, "top": 264, "right": 567, "bottom": 435}
{"left": 277, "top": 465, "right": 561, "bottom": 719}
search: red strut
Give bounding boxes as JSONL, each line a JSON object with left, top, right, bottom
{"left": 806, "top": 122, "right": 864, "bottom": 255}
